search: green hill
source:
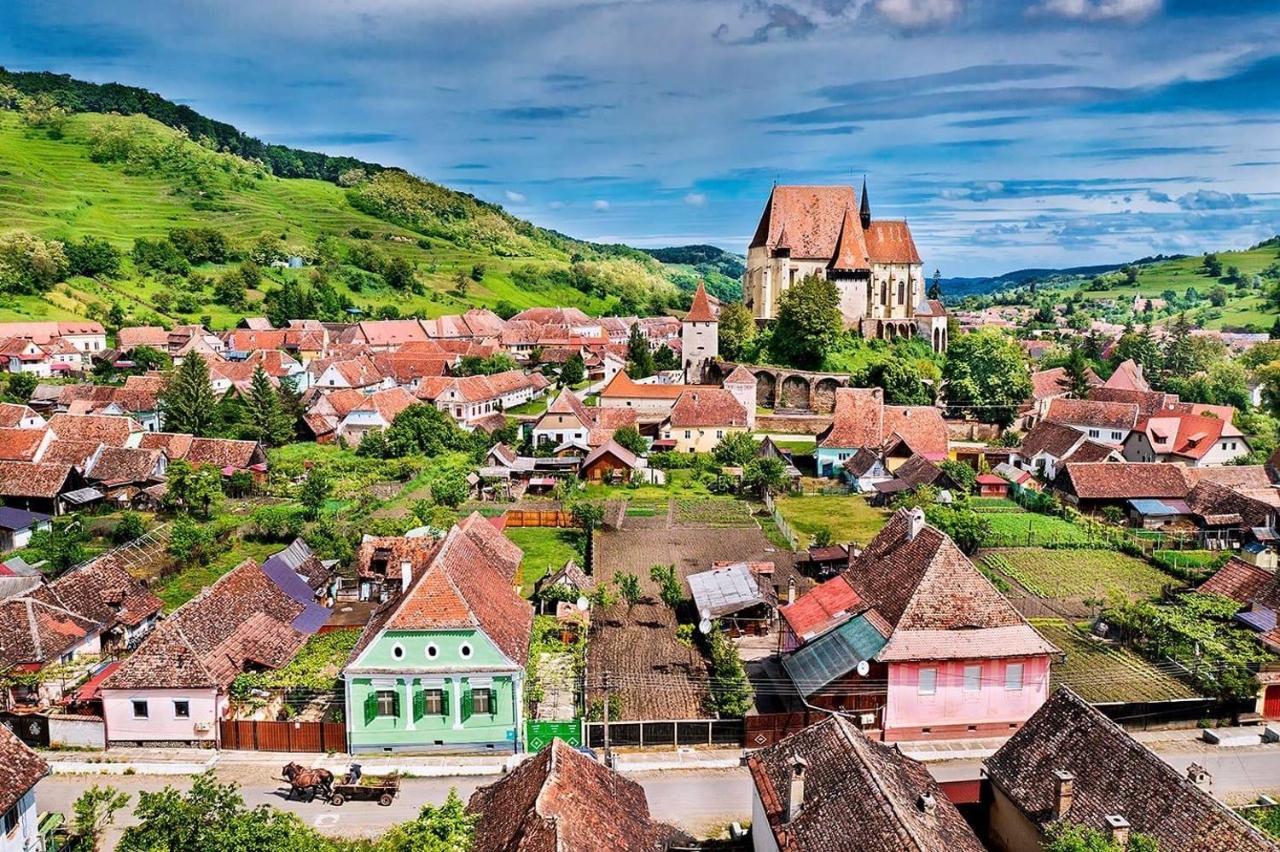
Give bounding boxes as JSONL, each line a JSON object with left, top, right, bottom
{"left": 0, "top": 86, "right": 705, "bottom": 328}
{"left": 641, "top": 245, "right": 744, "bottom": 303}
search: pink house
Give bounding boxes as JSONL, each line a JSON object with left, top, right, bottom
{"left": 779, "top": 508, "right": 1058, "bottom": 741}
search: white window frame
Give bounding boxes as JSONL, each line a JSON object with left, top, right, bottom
{"left": 375, "top": 690, "right": 399, "bottom": 718}
{"left": 459, "top": 642, "right": 473, "bottom": 660}
{"left": 173, "top": 700, "right": 190, "bottom": 718}
{"left": 132, "top": 700, "right": 149, "bottom": 719}
{"left": 918, "top": 667, "right": 937, "bottom": 696}
{"left": 964, "top": 665, "right": 982, "bottom": 693}
{"left": 1005, "top": 663, "right": 1024, "bottom": 691}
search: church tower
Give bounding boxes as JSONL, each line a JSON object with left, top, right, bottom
{"left": 681, "top": 281, "right": 718, "bottom": 384}
{"left": 859, "top": 177, "right": 871, "bottom": 229}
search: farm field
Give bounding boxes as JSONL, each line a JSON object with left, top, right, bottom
{"left": 980, "top": 511, "right": 1101, "bottom": 547}
{"left": 775, "top": 494, "right": 890, "bottom": 548}
{"left": 981, "top": 548, "right": 1174, "bottom": 602}
{"left": 1031, "top": 618, "right": 1199, "bottom": 704}
{"left": 580, "top": 468, "right": 715, "bottom": 501}
{"left": 505, "top": 527, "right": 583, "bottom": 595}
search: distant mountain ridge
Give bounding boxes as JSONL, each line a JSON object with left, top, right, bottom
{"left": 939, "top": 255, "right": 1192, "bottom": 299}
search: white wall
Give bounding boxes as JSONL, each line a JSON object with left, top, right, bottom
{"left": 750, "top": 786, "right": 781, "bottom": 852}
{"left": 49, "top": 714, "right": 106, "bottom": 749}
{"left": 102, "top": 687, "right": 221, "bottom": 744}
{"left": 0, "top": 789, "right": 39, "bottom": 852}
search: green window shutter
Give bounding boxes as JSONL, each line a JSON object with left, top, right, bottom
{"left": 413, "top": 686, "right": 424, "bottom": 721}
{"left": 364, "top": 689, "right": 377, "bottom": 725}
{"left": 462, "top": 686, "right": 473, "bottom": 722}
{"left": 441, "top": 688, "right": 450, "bottom": 718}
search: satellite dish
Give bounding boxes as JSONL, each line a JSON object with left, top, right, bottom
{"left": 700, "top": 608, "right": 712, "bottom": 622}
{"left": 699, "top": 618, "right": 712, "bottom": 635}
{"left": 856, "top": 660, "right": 870, "bottom": 677}
{"left": 576, "top": 596, "right": 590, "bottom": 611}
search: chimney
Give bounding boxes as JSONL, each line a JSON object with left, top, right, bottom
{"left": 1051, "top": 770, "right": 1075, "bottom": 820}
{"left": 907, "top": 507, "right": 926, "bottom": 542}
{"left": 400, "top": 560, "right": 413, "bottom": 592}
{"left": 784, "top": 754, "right": 808, "bottom": 822}
{"left": 917, "top": 792, "right": 937, "bottom": 815}
{"left": 787, "top": 576, "right": 797, "bottom": 606}
{"left": 1186, "top": 763, "right": 1212, "bottom": 792}
{"left": 1104, "top": 814, "right": 1130, "bottom": 848}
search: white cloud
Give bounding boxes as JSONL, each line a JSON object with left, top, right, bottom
{"left": 548, "top": 200, "right": 565, "bottom": 210}
{"left": 592, "top": 199, "right": 611, "bottom": 211}
{"left": 504, "top": 189, "right": 527, "bottom": 203}
{"left": 1032, "top": 0, "right": 1161, "bottom": 22}
{"left": 683, "top": 192, "right": 708, "bottom": 207}
{"left": 1175, "top": 189, "right": 1252, "bottom": 210}
{"left": 870, "top": 0, "right": 964, "bottom": 29}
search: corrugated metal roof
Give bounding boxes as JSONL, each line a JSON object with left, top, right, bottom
{"left": 782, "top": 614, "right": 888, "bottom": 697}
{"left": 688, "top": 563, "right": 764, "bottom": 618}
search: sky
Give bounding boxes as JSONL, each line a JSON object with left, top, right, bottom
{"left": 3, "top": 0, "right": 1280, "bottom": 277}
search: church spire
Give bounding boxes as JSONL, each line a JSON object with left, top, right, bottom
{"left": 859, "top": 176, "right": 871, "bottom": 229}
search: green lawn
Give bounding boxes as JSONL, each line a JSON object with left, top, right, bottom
{"left": 154, "top": 538, "right": 281, "bottom": 611}
{"left": 1031, "top": 618, "right": 1199, "bottom": 704}
{"left": 981, "top": 548, "right": 1174, "bottom": 601}
{"left": 579, "top": 468, "right": 714, "bottom": 501}
{"left": 775, "top": 494, "right": 890, "bottom": 548}
{"left": 505, "top": 397, "right": 548, "bottom": 416}
{"left": 981, "top": 512, "right": 1101, "bottom": 547}
{"left": 505, "top": 527, "right": 583, "bottom": 595}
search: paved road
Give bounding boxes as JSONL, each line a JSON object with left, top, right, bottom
{"left": 36, "top": 766, "right": 754, "bottom": 849}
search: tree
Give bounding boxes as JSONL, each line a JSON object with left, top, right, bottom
{"left": 927, "top": 268, "right": 942, "bottom": 301}
{"left": 130, "top": 345, "right": 170, "bottom": 373}
{"left": 71, "top": 785, "right": 130, "bottom": 852}
{"left": 240, "top": 365, "right": 294, "bottom": 447}
{"left": 627, "top": 323, "right": 654, "bottom": 378}
{"left": 743, "top": 456, "right": 787, "bottom": 494}
{"left": 131, "top": 238, "right": 190, "bottom": 276}
{"left": 376, "top": 790, "right": 476, "bottom": 852}
{"left": 707, "top": 626, "right": 752, "bottom": 716}
{"left": 939, "top": 460, "right": 977, "bottom": 494}
{"left": 469, "top": 263, "right": 486, "bottom": 282}
{"left": 1162, "top": 313, "right": 1197, "bottom": 378}
{"left": 65, "top": 235, "right": 121, "bottom": 278}
{"left": 430, "top": 470, "right": 468, "bottom": 508}
{"left": 941, "top": 330, "right": 1032, "bottom": 426}
{"left": 213, "top": 272, "right": 249, "bottom": 310}
{"left": 160, "top": 354, "right": 219, "bottom": 436}
{"left": 1209, "top": 285, "right": 1228, "bottom": 307}
{"left": 614, "top": 572, "right": 642, "bottom": 606}
{"left": 298, "top": 468, "right": 331, "bottom": 521}
{"left": 29, "top": 518, "right": 88, "bottom": 575}
{"left": 570, "top": 500, "right": 605, "bottom": 536}
{"left": 872, "top": 358, "right": 933, "bottom": 405}
{"left": 650, "top": 564, "right": 683, "bottom": 608}
{"left": 612, "top": 425, "right": 647, "bottom": 456}
{"left": 112, "top": 511, "right": 147, "bottom": 544}
{"left": 5, "top": 371, "right": 36, "bottom": 402}
{"left": 1064, "top": 346, "right": 1094, "bottom": 398}
{"left": 770, "top": 275, "right": 841, "bottom": 368}
{"left": 921, "top": 505, "right": 989, "bottom": 555}
{"left": 384, "top": 256, "right": 418, "bottom": 292}
{"left": 559, "top": 352, "right": 586, "bottom": 387}
{"left": 717, "top": 302, "right": 756, "bottom": 361}
{"left": 652, "top": 344, "right": 679, "bottom": 372}
{"left": 1043, "top": 821, "right": 1158, "bottom": 852}
{"left": 165, "top": 460, "right": 223, "bottom": 518}
{"left": 367, "top": 404, "right": 473, "bottom": 459}
{"left": 712, "top": 430, "right": 757, "bottom": 466}
{"left": 1202, "top": 252, "right": 1223, "bottom": 277}
{"left": 166, "top": 514, "right": 214, "bottom": 566}
{"left": 812, "top": 526, "right": 834, "bottom": 548}
{"left": 0, "top": 231, "right": 69, "bottom": 293}
{"left": 1113, "top": 325, "right": 1162, "bottom": 377}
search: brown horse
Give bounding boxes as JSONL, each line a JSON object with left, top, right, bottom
{"left": 282, "top": 762, "right": 334, "bottom": 802}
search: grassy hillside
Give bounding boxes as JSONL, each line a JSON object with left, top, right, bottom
{"left": 0, "top": 107, "right": 693, "bottom": 328}
{"left": 641, "top": 245, "right": 744, "bottom": 302}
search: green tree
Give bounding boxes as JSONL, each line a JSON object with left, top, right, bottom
{"left": 707, "top": 626, "right": 752, "bottom": 716}
{"left": 71, "top": 785, "right": 130, "bottom": 852}
{"left": 872, "top": 358, "right": 933, "bottom": 405}
{"left": 242, "top": 365, "right": 294, "bottom": 447}
{"left": 29, "top": 517, "right": 88, "bottom": 575}
{"left": 743, "top": 456, "right": 787, "bottom": 494}
{"left": 941, "top": 330, "right": 1032, "bottom": 426}
{"left": 717, "top": 301, "right": 757, "bottom": 361}
{"left": 213, "top": 272, "right": 248, "bottom": 310}
{"left": 614, "top": 572, "right": 643, "bottom": 606}
{"left": 65, "top": 235, "right": 121, "bottom": 278}
{"left": 1202, "top": 252, "right": 1223, "bottom": 277}
{"left": 375, "top": 789, "right": 476, "bottom": 852}
{"left": 1113, "top": 324, "right": 1163, "bottom": 377}
{"left": 165, "top": 460, "right": 223, "bottom": 518}
{"left": 112, "top": 511, "right": 147, "bottom": 544}
{"left": 130, "top": 345, "right": 170, "bottom": 373}
{"left": 166, "top": 514, "right": 215, "bottom": 566}
{"left": 812, "top": 526, "right": 835, "bottom": 548}
{"left": 1209, "top": 285, "right": 1228, "bottom": 307}
{"left": 1064, "top": 346, "right": 1094, "bottom": 398}
{"left": 652, "top": 344, "right": 679, "bottom": 372}
{"left": 559, "top": 352, "right": 586, "bottom": 387}
{"left": 131, "top": 237, "right": 190, "bottom": 276}
{"left": 627, "top": 322, "right": 655, "bottom": 378}
{"left": 612, "top": 425, "right": 648, "bottom": 456}
{"left": 649, "top": 564, "right": 684, "bottom": 608}
{"left": 770, "top": 275, "right": 841, "bottom": 368}
{"left": 5, "top": 371, "right": 37, "bottom": 402}
{"left": 712, "top": 430, "right": 757, "bottom": 466}
{"left": 570, "top": 500, "right": 605, "bottom": 536}
{"left": 298, "top": 468, "right": 331, "bottom": 521}
{"left": 927, "top": 268, "right": 942, "bottom": 300}
{"left": 1043, "top": 821, "right": 1158, "bottom": 852}
{"left": 430, "top": 470, "right": 469, "bottom": 508}
{"left": 384, "top": 256, "right": 418, "bottom": 292}
{"left": 0, "top": 231, "right": 69, "bottom": 293}
{"left": 939, "top": 460, "right": 978, "bottom": 494}
{"left": 160, "top": 354, "right": 219, "bottom": 436}
{"left": 369, "top": 404, "right": 473, "bottom": 458}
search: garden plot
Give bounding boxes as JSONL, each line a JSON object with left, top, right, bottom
{"left": 587, "top": 600, "right": 711, "bottom": 721}
{"left": 1031, "top": 618, "right": 1199, "bottom": 705}
{"left": 673, "top": 497, "right": 756, "bottom": 527}
{"left": 505, "top": 527, "right": 583, "bottom": 595}
{"left": 980, "top": 512, "right": 1101, "bottom": 547}
{"left": 981, "top": 548, "right": 1175, "bottom": 604}
{"left": 774, "top": 494, "right": 890, "bottom": 548}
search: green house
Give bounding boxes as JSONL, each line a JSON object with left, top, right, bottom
{"left": 343, "top": 522, "right": 533, "bottom": 753}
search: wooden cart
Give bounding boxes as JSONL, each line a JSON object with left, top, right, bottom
{"left": 328, "top": 773, "right": 401, "bottom": 807}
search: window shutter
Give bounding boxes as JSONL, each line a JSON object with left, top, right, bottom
{"left": 462, "top": 686, "right": 473, "bottom": 722}
{"left": 364, "top": 690, "right": 377, "bottom": 725}
{"left": 441, "top": 688, "right": 450, "bottom": 718}
{"left": 413, "top": 685, "right": 425, "bottom": 721}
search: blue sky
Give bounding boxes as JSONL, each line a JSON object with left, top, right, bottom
{"left": 3, "top": 0, "right": 1279, "bottom": 276}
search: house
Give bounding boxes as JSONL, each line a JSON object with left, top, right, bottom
{"left": 976, "top": 473, "right": 1010, "bottom": 498}
{"left": 47, "top": 413, "right": 144, "bottom": 448}
{"left": 1199, "top": 559, "right": 1280, "bottom": 717}
{"left": 352, "top": 535, "right": 443, "bottom": 603}
{"left": 0, "top": 726, "right": 49, "bottom": 852}
{"left": 0, "top": 595, "right": 101, "bottom": 707}
{"left": 1123, "top": 411, "right": 1250, "bottom": 466}
{"left": 0, "top": 403, "right": 46, "bottom": 430}
{"left": 417, "top": 370, "right": 547, "bottom": 428}
{"left": 1103, "top": 357, "right": 1151, "bottom": 392}
{"left": 533, "top": 560, "right": 594, "bottom": 602}
{"left": 816, "top": 387, "right": 948, "bottom": 478}
{"left": 0, "top": 507, "right": 49, "bottom": 551}
{"left": 342, "top": 521, "right": 534, "bottom": 753}
{"left": 984, "top": 686, "right": 1277, "bottom": 852}
{"left": 334, "top": 387, "right": 416, "bottom": 445}
{"left": 55, "top": 377, "right": 164, "bottom": 431}
{"left": 0, "top": 320, "right": 107, "bottom": 355}
{"left": 597, "top": 371, "right": 687, "bottom": 419}
{"left": 687, "top": 561, "right": 777, "bottom": 636}
{"left": 1017, "top": 419, "right": 1122, "bottom": 481}
{"left": 660, "top": 388, "right": 749, "bottom": 453}
{"left": 34, "top": 555, "right": 163, "bottom": 653}
{"left": 100, "top": 556, "right": 329, "bottom": 746}
{"left": 510, "top": 306, "right": 600, "bottom": 337}
{"left": 310, "top": 354, "right": 390, "bottom": 392}
{"left": 1042, "top": 397, "right": 1138, "bottom": 446}
{"left": 0, "top": 336, "right": 57, "bottom": 376}
{"left": 0, "top": 461, "right": 91, "bottom": 515}
{"left": 748, "top": 715, "right": 985, "bottom": 852}
{"left": 579, "top": 439, "right": 643, "bottom": 483}
{"left": 0, "top": 427, "right": 53, "bottom": 463}
{"left": 531, "top": 389, "right": 595, "bottom": 449}
{"left": 138, "top": 433, "right": 267, "bottom": 473}
{"left": 116, "top": 326, "right": 172, "bottom": 353}
{"left": 467, "top": 739, "right": 686, "bottom": 852}
{"left": 85, "top": 446, "right": 167, "bottom": 505}
{"left": 1053, "top": 461, "right": 1192, "bottom": 514}
{"left": 778, "top": 508, "right": 1058, "bottom": 740}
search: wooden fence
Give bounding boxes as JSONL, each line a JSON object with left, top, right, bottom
{"left": 503, "top": 509, "right": 575, "bottom": 528}
{"left": 219, "top": 720, "right": 347, "bottom": 753}
{"left": 762, "top": 491, "right": 798, "bottom": 550}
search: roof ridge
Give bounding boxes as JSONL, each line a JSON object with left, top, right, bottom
{"left": 839, "top": 718, "right": 931, "bottom": 851}
{"left": 24, "top": 598, "right": 42, "bottom": 661}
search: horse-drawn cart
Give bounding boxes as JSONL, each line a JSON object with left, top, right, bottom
{"left": 329, "top": 772, "right": 401, "bottom": 807}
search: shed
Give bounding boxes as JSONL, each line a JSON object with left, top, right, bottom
{"left": 975, "top": 473, "right": 1009, "bottom": 498}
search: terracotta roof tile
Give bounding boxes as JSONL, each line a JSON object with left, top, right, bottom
{"left": 0, "top": 461, "right": 74, "bottom": 498}
{"left": 1021, "top": 420, "right": 1084, "bottom": 460}
{"left": 667, "top": 388, "right": 748, "bottom": 428}
{"left": 1045, "top": 398, "right": 1138, "bottom": 432}
{"left": 864, "top": 219, "right": 921, "bottom": 264}
{"left": 37, "top": 556, "right": 162, "bottom": 630}
{"left": 684, "top": 281, "right": 717, "bottom": 322}
{"left": 1030, "top": 367, "right": 1070, "bottom": 401}
{"left": 1104, "top": 358, "right": 1151, "bottom": 392}
{"left": 0, "top": 725, "right": 48, "bottom": 816}
{"left": 1198, "top": 557, "right": 1273, "bottom": 604}
{"left": 599, "top": 372, "right": 686, "bottom": 401}
{"left": 1058, "top": 462, "right": 1190, "bottom": 501}
{"left": 0, "top": 427, "right": 46, "bottom": 461}
{"left": 47, "top": 413, "right": 142, "bottom": 447}
{"left": 87, "top": 447, "right": 164, "bottom": 485}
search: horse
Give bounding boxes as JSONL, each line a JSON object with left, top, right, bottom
{"left": 281, "top": 762, "right": 334, "bottom": 802}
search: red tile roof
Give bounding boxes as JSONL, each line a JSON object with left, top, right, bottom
{"left": 1021, "top": 420, "right": 1084, "bottom": 460}
{"left": 116, "top": 326, "right": 171, "bottom": 351}
{"left": 1104, "top": 358, "right": 1151, "bottom": 392}
{"left": 883, "top": 406, "right": 948, "bottom": 458}
{"left": 819, "top": 387, "right": 885, "bottom": 449}
{"left": 87, "top": 447, "right": 164, "bottom": 485}
{"left": 0, "top": 725, "right": 47, "bottom": 816}
{"left": 750, "top": 184, "right": 920, "bottom": 265}
{"left": 864, "top": 219, "right": 922, "bottom": 264}
{"left": 0, "top": 461, "right": 74, "bottom": 498}
{"left": 1030, "top": 367, "right": 1070, "bottom": 401}
{"left": 36, "top": 556, "right": 162, "bottom": 630}
{"left": 780, "top": 574, "right": 862, "bottom": 640}
{"left": 0, "top": 427, "right": 46, "bottom": 461}
{"left": 458, "top": 511, "right": 523, "bottom": 581}
{"left": 1057, "top": 462, "right": 1191, "bottom": 501}
{"left": 684, "top": 281, "right": 716, "bottom": 322}
{"left": 828, "top": 204, "right": 870, "bottom": 271}
{"left": 47, "top": 413, "right": 142, "bottom": 447}
{"left": 1045, "top": 398, "right": 1138, "bottom": 432}
{"left": 1199, "top": 557, "right": 1273, "bottom": 604}
{"left": 0, "top": 596, "right": 97, "bottom": 670}
{"left": 0, "top": 403, "right": 40, "bottom": 428}
{"left": 667, "top": 388, "right": 748, "bottom": 428}
{"left": 599, "top": 371, "right": 686, "bottom": 401}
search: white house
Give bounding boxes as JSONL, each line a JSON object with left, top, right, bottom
{"left": 0, "top": 727, "right": 48, "bottom": 852}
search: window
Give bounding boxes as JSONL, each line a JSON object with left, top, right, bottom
{"left": 684, "top": 430, "right": 691, "bottom": 439}
{"left": 376, "top": 690, "right": 399, "bottom": 717}
{"left": 3, "top": 802, "right": 17, "bottom": 836}
{"left": 918, "top": 668, "right": 937, "bottom": 695}
{"left": 459, "top": 642, "right": 473, "bottom": 659}
{"left": 964, "top": 665, "right": 982, "bottom": 692}
{"left": 425, "top": 643, "right": 439, "bottom": 660}
{"left": 1111, "top": 431, "right": 1122, "bottom": 441}
{"left": 392, "top": 643, "right": 405, "bottom": 660}
{"left": 423, "top": 689, "right": 444, "bottom": 715}
{"left": 1005, "top": 663, "right": 1024, "bottom": 691}
{"left": 173, "top": 700, "right": 190, "bottom": 718}
{"left": 1087, "top": 429, "right": 1100, "bottom": 438}
{"left": 132, "top": 700, "right": 149, "bottom": 718}
{"left": 472, "top": 687, "right": 493, "bottom": 715}
{"left": 716, "top": 431, "right": 724, "bottom": 439}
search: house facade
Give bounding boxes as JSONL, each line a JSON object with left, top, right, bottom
{"left": 343, "top": 522, "right": 533, "bottom": 753}
{"left": 815, "top": 387, "right": 948, "bottom": 478}
{"left": 660, "top": 388, "right": 749, "bottom": 453}
{"left": 0, "top": 726, "right": 48, "bottom": 852}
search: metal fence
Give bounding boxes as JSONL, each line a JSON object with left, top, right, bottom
{"left": 585, "top": 718, "right": 743, "bottom": 749}
{"left": 762, "top": 492, "right": 798, "bottom": 550}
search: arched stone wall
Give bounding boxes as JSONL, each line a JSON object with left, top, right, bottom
{"left": 813, "top": 377, "right": 840, "bottom": 414}
{"left": 754, "top": 371, "right": 777, "bottom": 408}
{"left": 780, "top": 375, "right": 811, "bottom": 409}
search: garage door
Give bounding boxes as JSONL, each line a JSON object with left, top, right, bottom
{"left": 1265, "top": 685, "right": 1280, "bottom": 719}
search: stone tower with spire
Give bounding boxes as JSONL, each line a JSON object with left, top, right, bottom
{"left": 681, "top": 281, "right": 718, "bottom": 384}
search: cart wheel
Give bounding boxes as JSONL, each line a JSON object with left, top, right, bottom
{"left": 378, "top": 793, "right": 393, "bottom": 807}
{"left": 331, "top": 793, "right": 345, "bottom": 807}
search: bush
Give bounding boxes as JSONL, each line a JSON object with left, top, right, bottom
{"left": 167, "top": 515, "right": 214, "bottom": 566}
{"left": 249, "top": 504, "right": 307, "bottom": 542}
{"left": 0, "top": 231, "right": 69, "bottom": 293}
{"left": 132, "top": 238, "right": 190, "bottom": 276}
{"left": 168, "top": 228, "right": 230, "bottom": 264}
{"left": 65, "top": 236, "right": 121, "bottom": 278}
{"left": 112, "top": 511, "right": 147, "bottom": 544}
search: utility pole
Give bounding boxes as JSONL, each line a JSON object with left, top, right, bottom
{"left": 602, "top": 669, "right": 612, "bottom": 768}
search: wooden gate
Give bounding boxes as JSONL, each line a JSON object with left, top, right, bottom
{"left": 1265, "top": 685, "right": 1280, "bottom": 720}
{"left": 219, "top": 720, "right": 347, "bottom": 753}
